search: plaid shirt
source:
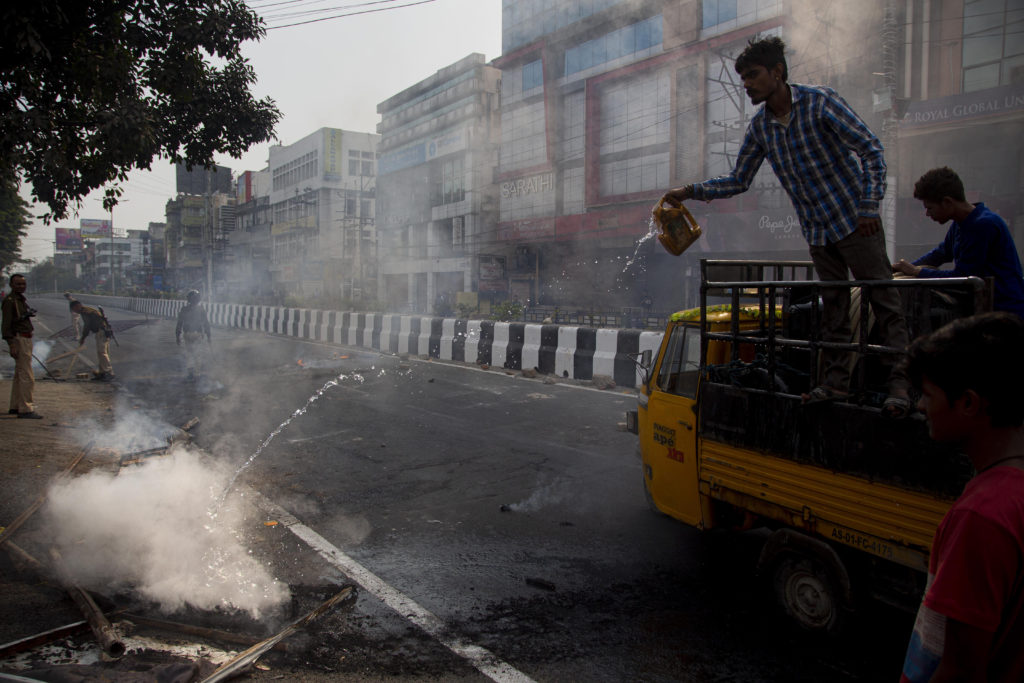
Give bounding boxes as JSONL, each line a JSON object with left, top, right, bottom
{"left": 692, "top": 83, "right": 886, "bottom": 246}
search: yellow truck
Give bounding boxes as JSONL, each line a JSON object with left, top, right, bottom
{"left": 628, "top": 260, "right": 989, "bottom": 632}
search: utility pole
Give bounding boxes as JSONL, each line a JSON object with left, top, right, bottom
{"left": 206, "top": 169, "right": 214, "bottom": 303}
{"left": 110, "top": 208, "right": 116, "bottom": 296}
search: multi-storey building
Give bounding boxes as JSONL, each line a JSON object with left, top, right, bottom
{"left": 495, "top": 0, "right": 1018, "bottom": 313}
{"left": 894, "top": 0, "right": 1024, "bottom": 257}
{"left": 227, "top": 169, "right": 273, "bottom": 300}
{"left": 164, "top": 193, "right": 234, "bottom": 293}
{"left": 375, "top": 53, "right": 501, "bottom": 314}
{"left": 267, "top": 128, "right": 380, "bottom": 301}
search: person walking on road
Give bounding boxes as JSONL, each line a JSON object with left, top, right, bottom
{"left": 900, "top": 312, "right": 1024, "bottom": 682}
{"left": 2, "top": 274, "right": 43, "bottom": 418}
{"left": 175, "top": 290, "right": 211, "bottom": 381}
{"left": 69, "top": 300, "right": 115, "bottom": 381}
{"left": 662, "top": 36, "right": 911, "bottom": 418}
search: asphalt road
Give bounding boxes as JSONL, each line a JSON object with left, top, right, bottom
{"left": 21, "top": 294, "right": 918, "bottom": 682}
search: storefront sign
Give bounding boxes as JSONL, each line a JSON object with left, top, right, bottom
{"left": 498, "top": 217, "right": 555, "bottom": 241}
{"left": 501, "top": 172, "right": 554, "bottom": 198}
{"left": 757, "top": 214, "right": 801, "bottom": 240}
{"left": 900, "top": 83, "right": 1024, "bottom": 128}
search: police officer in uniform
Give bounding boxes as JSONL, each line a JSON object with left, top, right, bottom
{"left": 69, "top": 300, "right": 115, "bottom": 380}
{"left": 2, "top": 274, "right": 42, "bottom": 418}
{"left": 176, "top": 290, "right": 211, "bottom": 380}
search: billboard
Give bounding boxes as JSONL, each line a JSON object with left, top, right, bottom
{"left": 80, "top": 218, "right": 111, "bottom": 239}
{"left": 55, "top": 228, "right": 83, "bottom": 250}
{"left": 323, "top": 128, "right": 345, "bottom": 181}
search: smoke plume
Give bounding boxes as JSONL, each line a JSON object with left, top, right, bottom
{"left": 44, "top": 448, "right": 290, "bottom": 619}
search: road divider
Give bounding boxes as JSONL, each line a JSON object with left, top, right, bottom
{"left": 86, "top": 296, "right": 663, "bottom": 388}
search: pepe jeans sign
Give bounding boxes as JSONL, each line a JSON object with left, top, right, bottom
{"left": 758, "top": 214, "right": 801, "bottom": 240}
{"left": 901, "top": 83, "right": 1024, "bottom": 128}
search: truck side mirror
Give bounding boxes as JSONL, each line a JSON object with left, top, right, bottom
{"left": 639, "top": 349, "right": 652, "bottom": 369}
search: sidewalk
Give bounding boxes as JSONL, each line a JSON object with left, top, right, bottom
{"left": 0, "top": 376, "right": 120, "bottom": 645}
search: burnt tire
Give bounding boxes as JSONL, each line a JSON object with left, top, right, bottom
{"left": 771, "top": 553, "right": 846, "bottom": 634}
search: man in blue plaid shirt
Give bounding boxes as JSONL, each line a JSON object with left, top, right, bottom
{"left": 665, "top": 36, "right": 911, "bottom": 417}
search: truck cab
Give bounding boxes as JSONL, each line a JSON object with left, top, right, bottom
{"left": 629, "top": 259, "right": 989, "bottom": 632}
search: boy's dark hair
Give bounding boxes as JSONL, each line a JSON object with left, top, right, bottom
{"left": 906, "top": 312, "right": 1024, "bottom": 428}
{"left": 10, "top": 273, "right": 26, "bottom": 282}
{"left": 735, "top": 36, "right": 788, "bottom": 82}
{"left": 913, "top": 167, "right": 966, "bottom": 203}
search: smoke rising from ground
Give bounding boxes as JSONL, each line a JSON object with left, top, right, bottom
{"left": 44, "top": 448, "right": 290, "bottom": 619}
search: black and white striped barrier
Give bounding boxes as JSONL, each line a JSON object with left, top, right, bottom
{"left": 88, "top": 297, "right": 663, "bottom": 389}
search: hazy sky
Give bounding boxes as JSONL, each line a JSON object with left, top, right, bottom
{"left": 20, "top": 0, "right": 502, "bottom": 263}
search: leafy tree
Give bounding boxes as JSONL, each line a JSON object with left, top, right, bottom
{"left": 0, "top": 178, "right": 31, "bottom": 273}
{"left": 0, "top": 0, "right": 281, "bottom": 221}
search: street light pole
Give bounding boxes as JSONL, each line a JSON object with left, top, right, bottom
{"left": 110, "top": 207, "right": 116, "bottom": 297}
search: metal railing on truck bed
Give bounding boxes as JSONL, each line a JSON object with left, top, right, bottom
{"left": 695, "top": 259, "right": 989, "bottom": 498}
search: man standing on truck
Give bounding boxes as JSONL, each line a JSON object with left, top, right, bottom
{"left": 893, "top": 166, "right": 1024, "bottom": 319}
{"left": 663, "top": 36, "right": 911, "bottom": 417}
{"left": 900, "top": 312, "right": 1024, "bottom": 682}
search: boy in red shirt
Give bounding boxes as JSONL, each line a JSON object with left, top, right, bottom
{"left": 900, "top": 312, "right": 1024, "bottom": 682}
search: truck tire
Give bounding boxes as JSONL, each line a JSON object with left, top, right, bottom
{"left": 771, "top": 553, "right": 846, "bottom": 634}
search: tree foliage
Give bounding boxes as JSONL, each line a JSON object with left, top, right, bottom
{"left": 0, "top": 178, "right": 31, "bottom": 273}
{"left": 0, "top": 0, "right": 281, "bottom": 221}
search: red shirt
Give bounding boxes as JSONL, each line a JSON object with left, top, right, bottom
{"left": 902, "top": 466, "right": 1024, "bottom": 681}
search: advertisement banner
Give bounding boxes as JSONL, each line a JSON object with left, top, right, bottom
{"left": 323, "top": 128, "right": 345, "bottom": 181}
{"left": 426, "top": 128, "right": 466, "bottom": 160}
{"left": 379, "top": 143, "right": 426, "bottom": 175}
{"left": 80, "top": 218, "right": 111, "bottom": 239}
{"left": 55, "top": 228, "right": 83, "bottom": 250}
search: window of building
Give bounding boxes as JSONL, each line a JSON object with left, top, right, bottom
{"left": 437, "top": 157, "right": 465, "bottom": 205}
{"left": 701, "top": 0, "right": 781, "bottom": 36}
{"left": 272, "top": 151, "right": 318, "bottom": 192}
{"left": 702, "top": 0, "right": 737, "bottom": 29}
{"left": 500, "top": 101, "right": 548, "bottom": 169}
{"left": 562, "top": 165, "right": 585, "bottom": 214}
{"left": 523, "top": 59, "right": 543, "bottom": 91}
{"left": 564, "top": 15, "right": 662, "bottom": 77}
{"left": 598, "top": 69, "right": 671, "bottom": 196}
{"left": 561, "top": 90, "right": 586, "bottom": 162}
{"left": 962, "top": 0, "right": 1024, "bottom": 92}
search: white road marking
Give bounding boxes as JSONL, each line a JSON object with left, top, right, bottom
{"left": 249, "top": 491, "right": 536, "bottom": 683}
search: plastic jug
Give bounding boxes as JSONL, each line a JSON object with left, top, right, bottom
{"left": 652, "top": 197, "right": 702, "bottom": 256}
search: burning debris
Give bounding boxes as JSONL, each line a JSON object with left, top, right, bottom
{"left": 44, "top": 447, "right": 291, "bottom": 619}
{"left": 0, "top": 428, "right": 359, "bottom": 682}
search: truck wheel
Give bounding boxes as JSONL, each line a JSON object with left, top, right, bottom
{"left": 772, "top": 554, "right": 845, "bottom": 633}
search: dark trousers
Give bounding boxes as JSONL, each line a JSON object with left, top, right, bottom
{"left": 808, "top": 230, "right": 909, "bottom": 394}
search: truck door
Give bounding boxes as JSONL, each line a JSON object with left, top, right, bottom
{"left": 642, "top": 323, "right": 703, "bottom": 526}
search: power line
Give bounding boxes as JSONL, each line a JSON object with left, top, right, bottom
{"left": 262, "top": 0, "right": 437, "bottom": 30}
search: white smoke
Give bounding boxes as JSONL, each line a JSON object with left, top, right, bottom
{"left": 44, "top": 448, "right": 290, "bottom": 619}
{"left": 72, "top": 395, "right": 180, "bottom": 452}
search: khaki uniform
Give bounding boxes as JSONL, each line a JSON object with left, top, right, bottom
{"left": 2, "top": 292, "right": 35, "bottom": 413}
{"left": 78, "top": 305, "right": 114, "bottom": 375}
